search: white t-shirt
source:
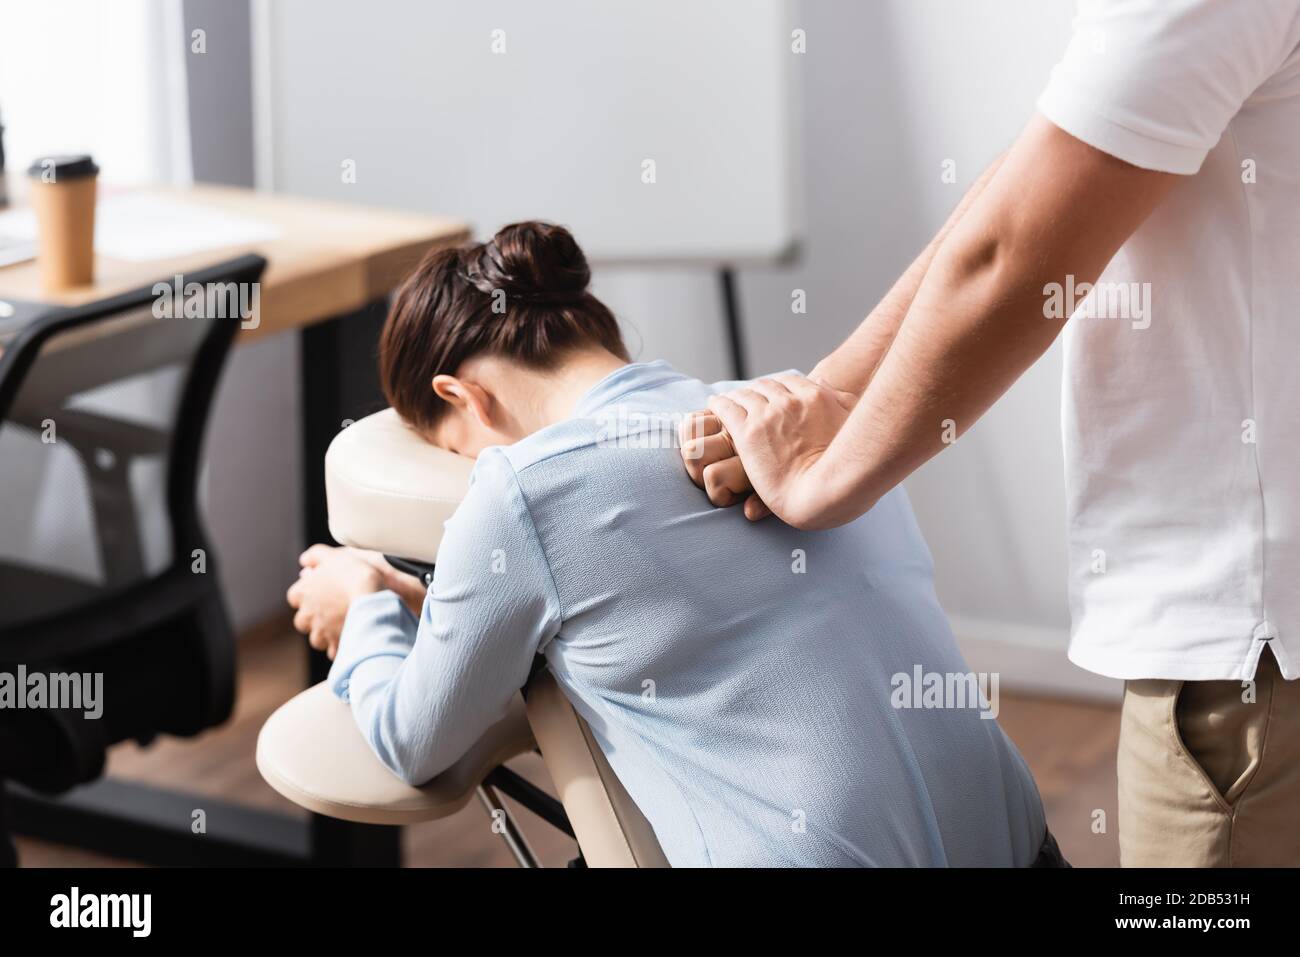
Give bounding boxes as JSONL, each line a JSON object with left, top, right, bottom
{"left": 1037, "top": 0, "right": 1300, "bottom": 681}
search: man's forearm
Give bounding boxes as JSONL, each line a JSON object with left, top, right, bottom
{"left": 800, "top": 117, "right": 1176, "bottom": 528}
{"left": 810, "top": 154, "right": 1005, "bottom": 396}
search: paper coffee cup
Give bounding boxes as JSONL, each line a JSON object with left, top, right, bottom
{"left": 27, "top": 154, "right": 99, "bottom": 292}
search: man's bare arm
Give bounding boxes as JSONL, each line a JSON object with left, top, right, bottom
{"left": 711, "top": 116, "right": 1178, "bottom": 529}
{"left": 810, "top": 154, "right": 1005, "bottom": 395}
{"left": 682, "top": 154, "right": 1005, "bottom": 515}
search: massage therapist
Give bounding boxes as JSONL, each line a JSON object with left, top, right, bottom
{"left": 682, "top": 0, "right": 1300, "bottom": 868}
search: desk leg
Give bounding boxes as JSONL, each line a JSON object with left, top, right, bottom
{"left": 299, "top": 302, "right": 403, "bottom": 868}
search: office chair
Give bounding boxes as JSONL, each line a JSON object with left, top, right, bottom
{"left": 0, "top": 254, "right": 267, "bottom": 866}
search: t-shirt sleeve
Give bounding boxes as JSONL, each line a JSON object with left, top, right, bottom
{"left": 1037, "top": 0, "right": 1300, "bottom": 174}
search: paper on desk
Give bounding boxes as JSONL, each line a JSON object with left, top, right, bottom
{"left": 0, "top": 193, "right": 281, "bottom": 262}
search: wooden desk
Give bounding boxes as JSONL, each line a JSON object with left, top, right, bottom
{"left": 0, "top": 184, "right": 469, "bottom": 867}
{"left": 0, "top": 184, "right": 469, "bottom": 341}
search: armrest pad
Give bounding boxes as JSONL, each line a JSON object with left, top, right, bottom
{"left": 256, "top": 682, "right": 535, "bottom": 825}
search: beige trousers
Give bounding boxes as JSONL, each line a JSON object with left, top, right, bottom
{"left": 1118, "top": 649, "right": 1300, "bottom": 866}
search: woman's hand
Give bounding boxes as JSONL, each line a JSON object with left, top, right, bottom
{"left": 704, "top": 373, "right": 857, "bottom": 529}
{"left": 286, "top": 545, "right": 393, "bottom": 660}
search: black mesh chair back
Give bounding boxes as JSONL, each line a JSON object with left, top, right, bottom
{"left": 0, "top": 254, "right": 265, "bottom": 794}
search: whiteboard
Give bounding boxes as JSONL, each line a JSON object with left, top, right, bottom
{"left": 256, "top": 0, "right": 796, "bottom": 263}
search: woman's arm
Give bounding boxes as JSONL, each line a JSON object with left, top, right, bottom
{"left": 287, "top": 546, "right": 429, "bottom": 660}
{"left": 327, "top": 448, "right": 562, "bottom": 785}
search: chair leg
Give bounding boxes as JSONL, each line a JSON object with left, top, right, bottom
{"left": 476, "top": 784, "right": 539, "bottom": 868}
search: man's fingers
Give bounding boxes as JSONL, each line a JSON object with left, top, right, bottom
{"left": 706, "top": 393, "right": 747, "bottom": 434}
{"left": 743, "top": 494, "right": 772, "bottom": 522}
{"left": 681, "top": 431, "right": 737, "bottom": 482}
{"left": 770, "top": 372, "right": 821, "bottom": 400}
{"left": 774, "top": 371, "right": 856, "bottom": 410}
{"left": 703, "top": 457, "right": 751, "bottom": 507}
{"left": 724, "top": 387, "right": 769, "bottom": 416}
{"left": 683, "top": 430, "right": 735, "bottom": 461}
{"left": 286, "top": 580, "right": 303, "bottom": 608}
{"left": 679, "top": 410, "right": 724, "bottom": 445}
{"left": 747, "top": 378, "right": 795, "bottom": 403}
{"left": 307, "top": 628, "right": 328, "bottom": 652}
{"left": 293, "top": 608, "right": 313, "bottom": 635}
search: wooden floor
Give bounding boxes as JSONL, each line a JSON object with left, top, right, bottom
{"left": 15, "top": 625, "right": 1120, "bottom": 868}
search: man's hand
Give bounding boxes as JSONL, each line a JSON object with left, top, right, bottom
{"left": 286, "top": 545, "right": 403, "bottom": 660}
{"left": 704, "top": 373, "right": 856, "bottom": 529}
{"left": 678, "top": 411, "right": 771, "bottom": 521}
{"left": 692, "top": 119, "right": 1174, "bottom": 531}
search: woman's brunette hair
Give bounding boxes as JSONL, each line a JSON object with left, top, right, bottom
{"left": 378, "top": 221, "right": 629, "bottom": 432}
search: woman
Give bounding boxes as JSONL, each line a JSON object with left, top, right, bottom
{"left": 287, "top": 221, "right": 1054, "bottom": 867}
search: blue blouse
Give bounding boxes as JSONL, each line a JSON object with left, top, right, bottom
{"left": 330, "top": 361, "right": 1045, "bottom": 866}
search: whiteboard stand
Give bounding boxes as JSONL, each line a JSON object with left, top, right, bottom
{"left": 719, "top": 267, "right": 748, "bottom": 381}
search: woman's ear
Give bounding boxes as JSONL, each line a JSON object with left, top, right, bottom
{"left": 432, "top": 374, "right": 496, "bottom": 428}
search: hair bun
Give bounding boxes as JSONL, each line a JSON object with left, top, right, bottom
{"left": 461, "top": 222, "right": 591, "bottom": 304}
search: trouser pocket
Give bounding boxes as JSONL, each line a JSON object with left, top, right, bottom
{"left": 1172, "top": 661, "right": 1273, "bottom": 810}
{"left": 1118, "top": 676, "right": 1236, "bottom": 866}
{"left": 1119, "top": 651, "right": 1298, "bottom": 866}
